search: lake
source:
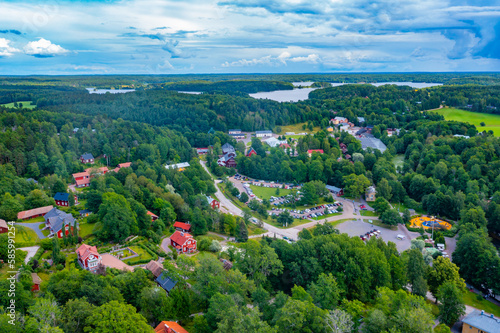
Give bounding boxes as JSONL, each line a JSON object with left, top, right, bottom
{"left": 250, "top": 82, "right": 442, "bottom": 102}
{"left": 86, "top": 88, "right": 135, "bottom": 94}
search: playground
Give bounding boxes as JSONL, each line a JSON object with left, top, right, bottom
{"left": 410, "top": 216, "right": 452, "bottom": 230}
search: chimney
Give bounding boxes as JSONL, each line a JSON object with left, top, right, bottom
{"left": 180, "top": 232, "right": 184, "bottom": 237}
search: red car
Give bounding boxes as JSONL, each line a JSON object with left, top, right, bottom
{"left": 360, "top": 205, "right": 366, "bottom": 209}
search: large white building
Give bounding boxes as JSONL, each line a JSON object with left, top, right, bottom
{"left": 255, "top": 130, "right": 273, "bottom": 138}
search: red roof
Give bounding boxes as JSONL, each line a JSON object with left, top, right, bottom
{"left": 17, "top": 205, "right": 53, "bottom": 220}
{"left": 118, "top": 162, "right": 131, "bottom": 168}
{"left": 280, "top": 143, "right": 291, "bottom": 148}
{"left": 307, "top": 149, "right": 324, "bottom": 154}
{"left": 173, "top": 221, "right": 191, "bottom": 231}
{"left": 147, "top": 211, "right": 158, "bottom": 218}
{"left": 170, "top": 231, "right": 193, "bottom": 246}
{"left": 155, "top": 321, "right": 189, "bottom": 333}
{"left": 72, "top": 171, "right": 89, "bottom": 179}
{"left": 75, "top": 178, "right": 90, "bottom": 186}
{"left": 76, "top": 243, "right": 100, "bottom": 262}
{"left": 85, "top": 166, "right": 108, "bottom": 174}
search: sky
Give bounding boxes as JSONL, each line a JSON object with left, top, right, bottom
{"left": 0, "top": 0, "right": 499, "bottom": 75}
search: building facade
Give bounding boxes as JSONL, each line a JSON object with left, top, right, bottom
{"left": 76, "top": 243, "right": 102, "bottom": 274}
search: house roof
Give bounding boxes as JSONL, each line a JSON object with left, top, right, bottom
{"left": 334, "top": 116, "right": 347, "bottom": 121}
{"left": 75, "top": 178, "right": 91, "bottom": 186}
{"left": 79, "top": 209, "right": 91, "bottom": 214}
{"left": 165, "top": 162, "right": 190, "bottom": 170}
{"left": 170, "top": 230, "right": 193, "bottom": 246}
{"left": 366, "top": 186, "right": 376, "bottom": 193}
{"left": 255, "top": 130, "right": 272, "bottom": 134}
{"left": 358, "top": 135, "right": 387, "bottom": 152}
{"left": 31, "top": 273, "right": 42, "bottom": 285}
{"left": 0, "top": 219, "right": 7, "bottom": 229}
{"left": 100, "top": 253, "right": 134, "bottom": 272}
{"left": 147, "top": 211, "right": 159, "bottom": 218}
{"left": 228, "top": 129, "right": 241, "bottom": 132}
{"left": 221, "top": 143, "right": 235, "bottom": 154}
{"left": 72, "top": 171, "right": 89, "bottom": 178}
{"left": 154, "top": 321, "right": 189, "bottom": 333}
{"left": 26, "top": 178, "right": 38, "bottom": 184}
{"left": 280, "top": 143, "right": 291, "bottom": 148}
{"left": 53, "top": 192, "right": 70, "bottom": 201}
{"left": 76, "top": 243, "right": 100, "bottom": 263}
{"left": 246, "top": 147, "right": 257, "bottom": 155}
{"left": 117, "top": 162, "right": 131, "bottom": 168}
{"left": 17, "top": 205, "right": 53, "bottom": 220}
{"left": 264, "top": 137, "right": 280, "bottom": 147}
{"left": 44, "top": 207, "right": 76, "bottom": 234}
{"left": 326, "top": 185, "right": 342, "bottom": 192}
{"left": 155, "top": 272, "right": 177, "bottom": 293}
{"left": 462, "top": 310, "right": 500, "bottom": 332}
{"left": 146, "top": 260, "right": 164, "bottom": 278}
{"left": 173, "top": 221, "right": 191, "bottom": 231}
{"left": 85, "top": 166, "right": 109, "bottom": 174}
{"left": 81, "top": 152, "right": 94, "bottom": 160}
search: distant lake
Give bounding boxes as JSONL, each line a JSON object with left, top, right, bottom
{"left": 250, "top": 82, "right": 442, "bottom": 102}
{"left": 86, "top": 88, "right": 135, "bottom": 94}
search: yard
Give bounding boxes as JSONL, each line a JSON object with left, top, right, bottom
{"left": 434, "top": 107, "right": 500, "bottom": 136}
{"left": 249, "top": 184, "right": 292, "bottom": 200}
{"left": 1, "top": 101, "right": 37, "bottom": 109}
{"left": 38, "top": 224, "right": 50, "bottom": 237}
{"left": 123, "top": 245, "right": 154, "bottom": 264}
{"left": 278, "top": 122, "right": 321, "bottom": 135}
{"left": 360, "top": 210, "right": 378, "bottom": 217}
{"left": 79, "top": 223, "right": 96, "bottom": 238}
{"left": 18, "top": 216, "right": 46, "bottom": 223}
{"left": 15, "top": 225, "right": 39, "bottom": 246}
{"left": 463, "top": 290, "right": 500, "bottom": 317}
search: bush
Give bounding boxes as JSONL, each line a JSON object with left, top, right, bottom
{"left": 198, "top": 237, "right": 212, "bottom": 251}
{"left": 56, "top": 264, "right": 64, "bottom": 270}
{"left": 40, "top": 238, "right": 53, "bottom": 251}
{"left": 208, "top": 240, "right": 222, "bottom": 252}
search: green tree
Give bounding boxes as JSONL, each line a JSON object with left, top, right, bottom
{"left": 460, "top": 207, "right": 488, "bottom": 229}
{"left": 437, "top": 282, "right": 465, "bottom": 326}
{"left": 373, "top": 197, "right": 391, "bottom": 214}
{"left": 236, "top": 241, "right": 283, "bottom": 286}
{"left": 236, "top": 220, "right": 248, "bottom": 242}
{"left": 407, "top": 249, "right": 428, "bottom": 297}
{"left": 0, "top": 193, "right": 23, "bottom": 221}
{"left": 25, "top": 189, "right": 54, "bottom": 210}
{"left": 277, "top": 210, "right": 293, "bottom": 227}
{"left": 380, "top": 209, "right": 403, "bottom": 225}
{"left": 239, "top": 192, "right": 249, "bottom": 203}
{"left": 84, "top": 301, "right": 153, "bottom": 333}
{"left": 61, "top": 298, "right": 95, "bottom": 333}
{"left": 377, "top": 178, "right": 392, "bottom": 201}
{"left": 326, "top": 309, "right": 354, "bottom": 333}
{"left": 28, "top": 296, "right": 62, "bottom": 332}
{"left": 426, "top": 256, "right": 466, "bottom": 299}
{"left": 343, "top": 174, "right": 370, "bottom": 198}
{"left": 298, "top": 228, "right": 313, "bottom": 240}
{"left": 308, "top": 273, "right": 340, "bottom": 310}
{"left": 216, "top": 305, "right": 276, "bottom": 333}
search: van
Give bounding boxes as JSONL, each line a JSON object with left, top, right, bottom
{"left": 396, "top": 235, "right": 406, "bottom": 240}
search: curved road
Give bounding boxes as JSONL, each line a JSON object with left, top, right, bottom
{"left": 15, "top": 222, "right": 47, "bottom": 240}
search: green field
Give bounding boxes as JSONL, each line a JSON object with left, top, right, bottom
{"left": 249, "top": 184, "right": 292, "bottom": 200}
{"left": 15, "top": 225, "right": 39, "bottom": 246}
{"left": 360, "top": 210, "right": 378, "bottom": 217}
{"left": 38, "top": 223, "right": 50, "bottom": 237}
{"left": 1, "top": 101, "right": 36, "bottom": 109}
{"left": 279, "top": 122, "right": 321, "bottom": 135}
{"left": 79, "top": 223, "right": 96, "bottom": 238}
{"left": 434, "top": 107, "right": 500, "bottom": 136}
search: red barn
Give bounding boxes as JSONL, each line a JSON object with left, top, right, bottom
{"left": 31, "top": 273, "right": 41, "bottom": 292}
{"left": 0, "top": 219, "right": 8, "bottom": 234}
{"left": 170, "top": 231, "right": 197, "bottom": 254}
{"left": 76, "top": 243, "right": 102, "bottom": 273}
{"left": 207, "top": 197, "right": 220, "bottom": 209}
{"left": 173, "top": 221, "right": 192, "bottom": 233}
{"left": 17, "top": 205, "right": 53, "bottom": 221}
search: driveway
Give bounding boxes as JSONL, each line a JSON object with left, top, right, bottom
{"left": 160, "top": 237, "right": 172, "bottom": 253}
{"left": 18, "top": 246, "right": 40, "bottom": 264}
{"left": 16, "top": 222, "right": 47, "bottom": 240}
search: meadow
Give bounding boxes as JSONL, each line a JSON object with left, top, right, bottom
{"left": 434, "top": 107, "right": 500, "bottom": 136}
{"left": 1, "top": 101, "right": 37, "bottom": 109}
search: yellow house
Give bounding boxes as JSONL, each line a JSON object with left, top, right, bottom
{"left": 365, "top": 186, "right": 376, "bottom": 202}
{"left": 462, "top": 310, "right": 500, "bottom": 333}
{"left": 327, "top": 126, "right": 334, "bottom": 132}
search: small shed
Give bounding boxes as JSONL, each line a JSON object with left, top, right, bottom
{"left": 146, "top": 260, "right": 164, "bottom": 278}
{"left": 31, "top": 273, "right": 42, "bottom": 292}
{"left": 156, "top": 271, "right": 177, "bottom": 294}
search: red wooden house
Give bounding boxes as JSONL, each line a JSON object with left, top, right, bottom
{"left": 246, "top": 147, "right": 257, "bottom": 157}
{"left": 170, "top": 231, "right": 197, "bottom": 254}
{"left": 207, "top": 197, "right": 220, "bottom": 209}
{"left": 44, "top": 207, "right": 77, "bottom": 238}
{"left": 17, "top": 206, "right": 53, "bottom": 221}
{"left": 76, "top": 243, "right": 102, "bottom": 273}
{"left": 31, "top": 273, "right": 41, "bottom": 292}
{"left": 80, "top": 153, "right": 95, "bottom": 164}
{"left": 155, "top": 321, "right": 189, "bottom": 333}
{"left": 0, "top": 219, "right": 8, "bottom": 234}
{"left": 173, "top": 221, "right": 192, "bottom": 233}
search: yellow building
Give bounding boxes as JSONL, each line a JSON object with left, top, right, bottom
{"left": 365, "top": 186, "right": 376, "bottom": 202}
{"left": 462, "top": 310, "right": 500, "bottom": 333}
{"left": 327, "top": 126, "right": 334, "bottom": 132}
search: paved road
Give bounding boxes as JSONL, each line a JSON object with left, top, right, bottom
{"left": 16, "top": 222, "right": 47, "bottom": 240}
{"left": 160, "top": 237, "right": 172, "bottom": 253}
{"left": 18, "top": 246, "right": 40, "bottom": 264}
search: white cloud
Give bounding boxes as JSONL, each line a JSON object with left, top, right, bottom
{"left": 24, "top": 38, "right": 68, "bottom": 57}
{"left": 290, "top": 53, "right": 320, "bottom": 63}
{"left": 0, "top": 38, "right": 20, "bottom": 57}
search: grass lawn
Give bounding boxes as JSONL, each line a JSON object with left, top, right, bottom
{"left": 196, "top": 233, "right": 225, "bottom": 242}
{"left": 41, "top": 250, "right": 52, "bottom": 260}
{"left": 1, "top": 101, "right": 36, "bottom": 109}
{"left": 360, "top": 210, "right": 378, "bottom": 217}
{"left": 248, "top": 223, "right": 267, "bottom": 235}
{"left": 392, "top": 154, "right": 405, "bottom": 169}
{"left": 38, "top": 224, "right": 50, "bottom": 237}
{"left": 15, "top": 225, "right": 39, "bottom": 246}
{"left": 311, "top": 212, "right": 342, "bottom": 220}
{"left": 434, "top": 107, "right": 500, "bottom": 136}
{"left": 249, "top": 184, "right": 292, "bottom": 200}
{"left": 392, "top": 202, "right": 425, "bottom": 215}
{"left": 279, "top": 122, "right": 321, "bottom": 135}
{"left": 18, "top": 216, "right": 46, "bottom": 223}
{"left": 79, "top": 223, "right": 95, "bottom": 238}
{"left": 463, "top": 290, "right": 500, "bottom": 317}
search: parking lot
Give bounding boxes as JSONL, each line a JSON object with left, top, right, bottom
{"left": 336, "top": 219, "right": 414, "bottom": 252}
{"left": 270, "top": 202, "right": 343, "bottom": 220}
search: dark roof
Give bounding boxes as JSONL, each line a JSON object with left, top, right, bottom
{"left": 79, "top": 209, "right": 91, "bottom": 214}
{"left": 81, "top": 152, "right": 94, "bottom": 160}
{"left": 53, "top": 192, "right": 69, "bottom": 201}
{"left": 26, "top": 178, "right": 38, "bottom": 184}
{"left": 155, "top": 271, "right": 177, "bottom": 292}
{"left": 221, "top": 143, "right": 235, "bottom": 154}
{"left": 44, "top": 207, "right": 76, "bottom": 234}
